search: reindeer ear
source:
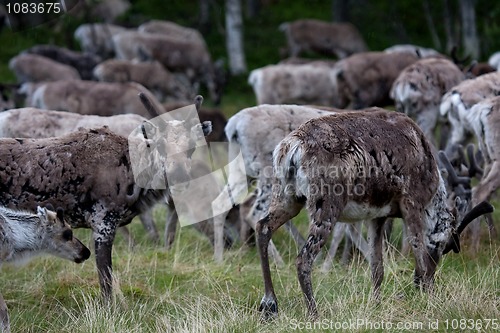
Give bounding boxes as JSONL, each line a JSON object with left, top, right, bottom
{"left": 37, "top": 206, "right": 47, "bottom": 218}
{"left": 201, "top": 121, "right": 212, "bottom": 137}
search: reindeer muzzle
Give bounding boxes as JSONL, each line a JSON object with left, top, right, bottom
{"left": 74, "top": 246, "right": 91, "bottom": 263}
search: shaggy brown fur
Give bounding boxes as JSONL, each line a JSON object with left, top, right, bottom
{"left": 256, "top": 110, "right": 491, "bottom": 319}
{"left": 0, "top": 127, "right": 180, "bottom": 298}
{"left": 391, "top": 58, "right": 465, "bottom": 144}
{"left": 334, "top": 51, "right": 420, "bottom": 109}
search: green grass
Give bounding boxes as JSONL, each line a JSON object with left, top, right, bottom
{"left": 0, "top": 204, "right": 499, "bottom": 333}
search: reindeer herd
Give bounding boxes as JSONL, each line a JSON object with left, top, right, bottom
{"left": 0, "top": 13, "right": 498, "bottom": 332}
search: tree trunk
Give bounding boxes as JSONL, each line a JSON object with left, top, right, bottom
{"left": 225, "top": 0, "right": 247, "bottom": 75}
{"left": 422, "top": 0, "right": 442, "bottom": 50}
{"left": 459, "top": 0, "right": 479, "bottom": 59}
{"left": 332, "top": 0, "right": 350, "bottom": 22}
{"left": 442, "top": 0, "right": 456, "bottom": 54}
{"left": 245, "top": 0, "right": 261, "bottom": 19}
{"left": 198, "top": 0, "right": 211, "bottom": 34}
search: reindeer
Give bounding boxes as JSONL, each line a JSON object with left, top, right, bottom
{"left": 333, "top": 51, "right": 420, "bottom": 109}
{"left": 23, "top": 44, "right": 102, "bottom": 80}
{"left": 440, "top": 71, "right": 500, "bottom": 159}
{"left": 0, "top": 205, "right": 90, "bottom": 333}
{"left": 279, "top": 19, "right": 367, "bottom": 59}
{"left": 74, "top": 23, "right": 129, "bottom": 59}
{"left": 0, "top": 94, "right": 212, "bottom": 299}
{"left": 92, "top": 59, "right": 194, "bottom": 102}
{"left": 256, "top": 109, "right": 493, "bottom": 319}
{"left": 112, "top": 31, "right": 223, "bottom": 104}
{"left": 248, "top": 64, "right": 345, "bottom": 106}
{"left": 138, "top": 20, "right": 207, "bottom": 48}
{"left": 390, "top": 57, "right": 465, "bottom": 147}
{"left": 23, "top": 80, "right": 166, "bottom": 118}
{"left": 9, "top": 53, "right": 81, "bottom": 83}
{"left": 461, "top": 97, "right": 500, "bottom": 251}
{"left": 384, "top": 44, "right": 441, "bottom": 58}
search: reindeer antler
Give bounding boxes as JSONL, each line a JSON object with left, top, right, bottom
{"left": 466, "top": 143, "right": 483, "bottom": 178}
{"left": 438, "top": 151, "right": 471, "bottom": 189}
{"left": 194, "top": 95, "right": 203, "bottom": 111}
{"left": 138, "top": 92, "right": 161, "bottom": 118}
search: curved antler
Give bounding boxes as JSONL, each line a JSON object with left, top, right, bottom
{"left": 443, "top": 201, "right": 494, "bottom": 254}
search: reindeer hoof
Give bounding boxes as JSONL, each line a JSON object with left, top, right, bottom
{"left": 259, "top": 298, "right": 278, "bottom": 320}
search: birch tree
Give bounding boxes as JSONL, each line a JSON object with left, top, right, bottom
{"left": 225, "top": 0, "right": 247, "bottom": 75}
{"left": 459, "top": 0, "right": 479, "bottom": 59}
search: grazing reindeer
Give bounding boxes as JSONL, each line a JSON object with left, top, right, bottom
{"left": 0, "top": 205, "right": 91, "bottom": 333}
{"left": 256, "top": 110, "right": 493, "bottom": 319}
{"left": 0, "top": 94, "right": 212, "bottom": 300}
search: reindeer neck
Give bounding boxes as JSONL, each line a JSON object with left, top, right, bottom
{"left": 424, "top": 174, "right": 454, "bottom": 250}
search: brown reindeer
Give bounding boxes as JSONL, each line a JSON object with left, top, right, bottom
{"left": 0, "top": 94, "right": 212, "bottom": 300}
{"left": 256, "top": 110, "right": 493, "bottom": 319}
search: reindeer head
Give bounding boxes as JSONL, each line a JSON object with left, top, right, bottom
{"left": 437, "top": 150, "right": 493, "bottom": 255}
{"left": 37, "top": 205, "right": 91, "bottom": 264}
{"left": 129, "top": 93, "right": 212, "bottom": 191}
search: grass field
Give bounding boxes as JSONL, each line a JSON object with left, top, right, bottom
{"left": 0, "top": 204, "right": 498, "bottom": 333}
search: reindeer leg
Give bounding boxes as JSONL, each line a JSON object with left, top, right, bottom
{"left": 139, "top": 210, "right": 160, "bottom": 244}
{"left": 0, "top": 293, "right": 9, "bottom": 333}
{"left": 164, "top": 202, "right": 178, "bottom": 249}
{"left": 257, "top": 196, "right": 303, "bottom": 320}
{"left": 249, "top": 184, "right": 286, "bottom": 266}
{"left": 297, "top": 200, "right": 339, "bottom": 319}
{"left": 347, "top": 222, "right": 370, "bottom": 264}
{"left": 368, "top": 218, "right": 386, "bottom": 301}
{"left": 213, "top": 211, "right": 227, "bottom": 263}
{"left": 321, "top": 222, "right": 346, "bottom": 272}
{"left": 401, "top": 222, "right": 411, "bottom": 256}
{"left": 239, "top": 196, "right": 255, "bottom": 245}
{"left": 283, "top": 221, "right": 306, "bottom": 248}
{"left": 401, "top": 199, "right": 436, "bottom": 290}
{"left": 341, "top": 235, "right": 354, "bottom": 265}
{"left": 92, "top": 210, "right": 118, "bottom": 301}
